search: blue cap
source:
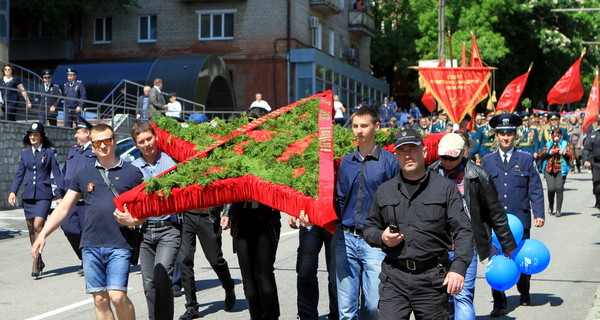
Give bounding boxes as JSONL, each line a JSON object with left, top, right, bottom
{"left": 549, "top": 112, "right": 560, "bottom": 120}
{"left": 489, "top": 113, "right": 522, "bottom": 132}
{"left": 66, "top": 68, "right": 77, "bottom": 75}
{"left": 188, "top": 113, "right": 209, "bottom": 124}
{"left": 520, "top": 112, "right": 531, "bottom": 120}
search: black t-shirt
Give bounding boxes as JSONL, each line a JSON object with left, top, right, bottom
{"left": 400, "top": 174, "right": 422, "bottom": 199}
{"left": 70, "top": 160, "right": 143, "bottom": 249}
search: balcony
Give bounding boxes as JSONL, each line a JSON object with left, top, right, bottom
{"left": 10, "top": 38, "right": 73, "bottom": 61}
{"left": 310, "top": 0, "right": 341, "bottom": 15}
{"left": 348, "top": 10, "right": 375, "bottom": 37}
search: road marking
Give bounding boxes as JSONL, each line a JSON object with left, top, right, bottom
{"left": 25, "top": 298, "right": 94, "bottom": 320}
{"left": 280, "top": 229, "right": 299, "bottom": 237}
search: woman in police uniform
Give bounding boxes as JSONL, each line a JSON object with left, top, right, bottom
{"left": 8, "top": 122, "right": 63, "bottom": 278}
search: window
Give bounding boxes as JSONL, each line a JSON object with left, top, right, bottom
{"left": 94, "top": 17, "right": 112, "bottom": 43}
{"left": 0, "top": 0, "right": 7, "bottom": 43}
{"left": 196, "top": 10, "right": 235, "bottom": 41}
{"left": 139, "top": 15, "right": 157, "bottom": 42}
{"left": 312, "top": 24, "right": 322, "bottom": 50}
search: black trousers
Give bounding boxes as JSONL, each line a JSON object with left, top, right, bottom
{"left": 296, "top": 225, "right": 337, "bottom": 320}
{"left": 492, "top": 228, "right": 531, "bottom": 309}
{"left": 545, "top": 172, "right": 565, "bottom": 212}
{"left": 593, "top": 167, "right": 600, "bottom": 208}
{"left": 178, "top": 212, "right": 234, "bottom": 310}
{"left": 236, "top": 217, "right": 281, "bottom": 320}
{"left": 378, "top": 261, "right": 449, "bottom": 320}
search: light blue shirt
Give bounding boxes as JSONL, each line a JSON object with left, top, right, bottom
{"left": 132, "top": 151, "right": 177, "bottom": 221}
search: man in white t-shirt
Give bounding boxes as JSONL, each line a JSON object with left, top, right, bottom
{"left": 165, "top": 92, "right": 182, "bottom": 119}
{"left": 249, "top": 93, "right": 271, "bottom": 111}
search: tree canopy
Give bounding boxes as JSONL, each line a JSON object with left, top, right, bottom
{"left": 371, "top": 0, "right": 600, "bottom": 111}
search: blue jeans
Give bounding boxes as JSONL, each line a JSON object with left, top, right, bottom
{"left": 139, "top": 225, "right": 181, "bottom": 320}
{"left": 82, "top": 247, "right": 131, "bottom": 293}
{"left": 335, "top": 224, "right": 385, "bottom": 320}
{"left": 297, "top": 225, "right": 337, "bottom": 320}
{"left": 448, "top": 247, "right": 478, "bottom": 320}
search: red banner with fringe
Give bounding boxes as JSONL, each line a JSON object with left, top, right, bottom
{"left": 114, "top": 91, "right": 338, "bottom": 232}
{"left": 419, "top": 67, "right": 491, "bottom": 124}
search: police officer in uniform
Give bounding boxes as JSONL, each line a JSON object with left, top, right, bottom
{"left": 540, "top": 112, "right": 568, "bottom": 146}
{"left": 8, "top": 122, "right": 64, "bottom": 278}
{"left": 517, "top": 112, "right": 540, "bottom": 158}
{"left": 475, "top": 111, "right": 496, "bottom": 160}
{"left": 481, "top": 114, "right": 545, "bottom": 317}
{"left": 55, "top": 116, "right": 96, "bottom": 275}
{"left": 35, "top": 69, "right": 62, "bottom": 126}
{"left": 63, "top": 68, "right": 86, "bottom": 128}
{"left": 583, "top": 115, "right": 600, "bottom": 214}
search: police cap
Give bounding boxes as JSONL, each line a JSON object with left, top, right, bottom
{"left": 520, "top": 112, "right": 531, "bottom": 120}
{"left": 549, "top": 112, "right": 560, "bottom": 120}
{"left": 41, "top": 69, "right": 52, "bottom": 78}
{"left": 76, "top": 115, "right": 93, "bottom": 130}
{"left": 27, "top": 122, "right": 45, "bottom": 134}
{"left": 489, "top": 113, "right": 522, "bottom": 133}
{"left": 66, "top": 68, "right": 77, "bottom": 75}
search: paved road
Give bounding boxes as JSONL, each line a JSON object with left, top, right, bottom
{"left": 1, "top": 171, "right": 600, "bottom": 319}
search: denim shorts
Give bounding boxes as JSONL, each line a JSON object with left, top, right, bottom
{"left": 82, "top": 247, "right": 131, "bottom": 293}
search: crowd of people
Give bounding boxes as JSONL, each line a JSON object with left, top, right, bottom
{"left": 7, "top": 89, "right": 600, "bottom": 320}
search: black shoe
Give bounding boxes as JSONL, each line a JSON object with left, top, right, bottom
{"left": 224, "top": 288, "right": 236, "bottom": 311}
{"left": 179, "top": 308, "right": 200, "bottom": 320}
{"left": 520, "top": 294, "right": 531, "bottom": 306}
{"left": 173, "top": 288, "right": 184, "bottom": 298}
{"left": 490, "top": 307, "right": 507, "bottom": 318}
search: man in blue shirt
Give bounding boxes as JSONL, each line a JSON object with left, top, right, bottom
{"left": 32, "top": 124, "right": 143, "bottom": 319}
{"left": 129, "top": 121, "right": 182, "bottom": 320}
{"left": 335, "top": 107, "right": 399, "bottom": 319}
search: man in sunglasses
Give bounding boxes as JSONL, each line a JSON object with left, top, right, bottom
{"left": 32, "top": 124, "right": 144, "bottom": 320}
{"left": 430, "top": 133, "right": 517, "bottom": 320}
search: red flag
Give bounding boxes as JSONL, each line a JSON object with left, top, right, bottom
{"left": 470, "top": 33, "right": 483, "bottom": 68}
{"left": 547, "top": 56, "right": 584, "bottom": 106}
{"left": 583, "top": 72, "right": 599, "bottom": 133}
{"left": 469, "top": 33, "right": 489, "bottom": 103}
{"left": 461, "top": 43, "right": 466, "bottom": 67}
{"left": 496, "top": 66, "right": 532, "bottom": 113}
{"left": 419, "top": 67, "right": 491, "bottom": 124}
{"left": 421, "top": 59, "right": 445, "bottom": 112}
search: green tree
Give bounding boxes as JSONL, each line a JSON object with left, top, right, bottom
{"left": 371, "top": 0, "right": 600, "bottom": 110}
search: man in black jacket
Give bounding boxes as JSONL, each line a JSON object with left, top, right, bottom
{"left": 430, "top": 133, "right": 517, "bottom": 319}
{"left": 364, "top": 128, "right": 473, "bottom": 319}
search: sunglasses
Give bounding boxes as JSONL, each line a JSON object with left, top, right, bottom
{"left": 440, "top": 155, "right": 460, "bottom": 161}
{"left": 91, "top": 138, "right": 114, "bottom": 148}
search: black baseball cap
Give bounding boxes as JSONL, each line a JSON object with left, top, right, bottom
{"left": 393, "top": 129, "right": 423, "bottom": 150}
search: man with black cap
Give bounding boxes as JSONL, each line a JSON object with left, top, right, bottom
{"left": 364, "top": 128, "right": 473, "bottom": 319}
{"left": 583, "top": 114, "right": 600, "bottom": 215}
{"left": 55, "top": 115, "right": 96, "bottom": 275}
{"left": 35, "top": 69, "right": 62, "bottom": 126}
{"left": 63, "top": 68, "right": 87, "bottom": 128}
{"left": 482, "top": 113, "right": 545, "bottom": 317}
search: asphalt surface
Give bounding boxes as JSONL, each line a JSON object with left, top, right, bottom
{"left": 1, "top": 171, "right": 600, "bottom": 319}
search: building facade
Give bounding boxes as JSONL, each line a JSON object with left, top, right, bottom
{"left": 12, "top": 0, "right": 387, "bottom": 111}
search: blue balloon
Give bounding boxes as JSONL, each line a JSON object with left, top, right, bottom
{"left": 513, "top": 239, "right": 551, "bottom": 275}
{"left": 485, "top": 254, "right": 521, "bottom": 291}
{"left": 492, "top": 214, "right": 524, "bottom": 251}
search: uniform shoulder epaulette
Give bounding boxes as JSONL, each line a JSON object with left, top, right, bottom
{"left": 481, "top": 152, "right": 496, "bottom": 160}
{"left": 71, "top": 144, "right": 79, "bottom": 148}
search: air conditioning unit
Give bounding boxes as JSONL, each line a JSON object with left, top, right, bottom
{"left": 309, "top": 16, "right": 320, "bottom": 29}
{"left": 347, "top": 48, "right": 359, "bottom": 60}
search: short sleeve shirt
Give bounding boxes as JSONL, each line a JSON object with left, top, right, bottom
{"left": 69, "top": 160, "right": 143, "bottom": 249}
